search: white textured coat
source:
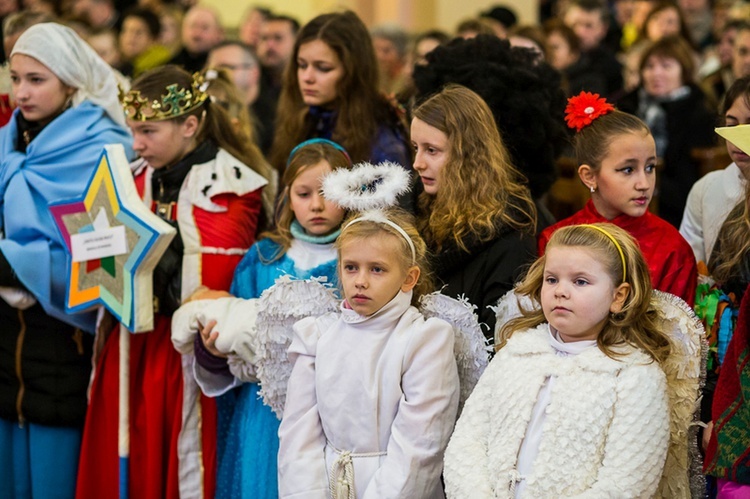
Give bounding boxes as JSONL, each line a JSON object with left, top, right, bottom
{"left": 444, "top": 324, "right": 670, "bottom": 498}
{"left": 278, "top": 291, "right": 460, "bottom": 498}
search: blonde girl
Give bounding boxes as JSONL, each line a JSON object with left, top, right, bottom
{"left": 411, "top": 84, "right": 537, "bottom": 337}
{"left": 445, "top": 223, "right": 672, "bottom": 498}
{"left": 279, "top": 208, "right": 460, "bottom": 498}
{"left": 191, "top": 138, "right": 351, "bottom": 499}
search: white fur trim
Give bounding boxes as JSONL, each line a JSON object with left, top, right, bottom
{"left": 322, "top": 161, "right": 410, "bottom": 211}
{"left": 254, "top": 276, "right": 339, "bottom": 418}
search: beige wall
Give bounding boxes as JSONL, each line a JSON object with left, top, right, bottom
{"left": 203, "top": 0, "right": 539, "bottom": 34}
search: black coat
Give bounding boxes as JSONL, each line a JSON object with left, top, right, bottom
{"left": 617, "top": 85, "right": 717, "bottom": 227}
{"left": 431, "top": 227, "right": 537, "bottom": 342}
{"left": 0, "top": 251, "right": 93, "bottom": 427}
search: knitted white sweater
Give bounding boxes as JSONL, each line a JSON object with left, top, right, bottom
{"left": 444, "top": 324, "right": 670, "bottom": 498}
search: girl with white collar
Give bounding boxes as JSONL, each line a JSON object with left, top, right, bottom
{"left": 278, "top": 207, "right": 460, "bottom": 498}
{"left": 444, "top": 223, "right": 672, "bottom": 498}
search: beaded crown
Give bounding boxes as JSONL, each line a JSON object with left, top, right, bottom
{"left": 119, "top": 72, "right": 208, "bottom": 122}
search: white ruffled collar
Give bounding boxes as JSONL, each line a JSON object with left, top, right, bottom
{"left": 340, "top": 289, "right": 413, "bottom": 329}
{"left": 548, "top": 325, "right": 597, "bottom": 356}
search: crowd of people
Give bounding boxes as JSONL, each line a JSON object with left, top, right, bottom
{"left": 0, "top": 0, "right": 748, "bottom": 497}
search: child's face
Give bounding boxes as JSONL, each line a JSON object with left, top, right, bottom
{"left": 724, "top": 96, "right": 750, "bottom": 176}
{"left": 411, "top": 117, "right": 449, "bottom": 195}
{"left": 289, "top": 160, "right": 345, "bottom": 236}
{"left": 541, "top": 246, "right": 628, "bottom": 342}
{"left": 127, "top": 118, "right": 198, "bottom": 169}
{"left": 339, "top": 234, "right": 418, "bottom": 317}
{"left": 10, "top": 54, "right": 75, "bottom": 125}
{"left": 297, "top": 39, "right": 344, "bottom": 108}
{"left": 586, "top": 131, "right": 656, "bottom": 220}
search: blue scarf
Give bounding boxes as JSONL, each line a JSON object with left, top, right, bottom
{"left": 0, "top": 102, "right": 133, "bottom": 332}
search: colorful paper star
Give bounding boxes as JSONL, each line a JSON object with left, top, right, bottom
{"left": 50, "top": 144, "right": 175, "bottom": 332}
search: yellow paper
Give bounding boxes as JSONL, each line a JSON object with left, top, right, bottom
{"left": 716, "top": 124, "right": 750, "bottom": 155}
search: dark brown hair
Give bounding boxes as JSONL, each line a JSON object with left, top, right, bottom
{"left": 638, "top": 36, "right": 696, "bottom": 85}
{"left": 270, "top": 11, "right": 406, "bottom": 172}
{"left": 574, "top": 110, "right": 651, "bottom": 171}
{"left": 131, "top": 65, "right": 270, "bottom": 193}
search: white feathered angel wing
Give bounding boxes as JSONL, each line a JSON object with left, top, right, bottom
{"left": 419, "top": 292, "right": 491, "bottom": 414}
{"left": 254, "top": 276, "right": 339, "bottom": 419}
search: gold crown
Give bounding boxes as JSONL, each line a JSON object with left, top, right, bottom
{"left": 120, "top": 72, "right": 209, "bottom": 122}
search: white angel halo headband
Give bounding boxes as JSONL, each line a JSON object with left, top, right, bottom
{"left": 321, "top": 161, "right": 416, "bottom": 264}
{"left": 344, "top": 210, "right": 416, "bottom": 265}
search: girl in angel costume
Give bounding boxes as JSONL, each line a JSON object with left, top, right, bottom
{"left": 180, "top": 138, "right": 351, "bottom": 499}
{"left": 447, "top": 222, "right": 705, "bottom": 498}
{"left": 277, "top": 203, "right": 460, "bottom": 498}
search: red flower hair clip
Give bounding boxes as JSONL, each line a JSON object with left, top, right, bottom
{"left": 564, "top": 91, "right": 615, "bottom": 132}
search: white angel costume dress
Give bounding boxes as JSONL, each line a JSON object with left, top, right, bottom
{"left": 278, "top": 289, "right": 460, "bottom": 499}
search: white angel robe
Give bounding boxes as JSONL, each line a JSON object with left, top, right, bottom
{"left": 278, "top": 290, "right": 460, "bottom": 498}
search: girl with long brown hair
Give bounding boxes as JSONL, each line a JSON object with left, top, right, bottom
{"left": 411, "top": 84, "right": 537, "bottom": 338}
{"left": 270, "top": 10, "right": 410, "bottom": 176}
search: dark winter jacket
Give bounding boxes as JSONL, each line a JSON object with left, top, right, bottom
{"left": 431, "top": 226, "right": 537, "bottom": 342}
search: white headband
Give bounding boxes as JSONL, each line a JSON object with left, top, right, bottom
{"left": 344, "top": 210, "right": 416, "bottom": 264}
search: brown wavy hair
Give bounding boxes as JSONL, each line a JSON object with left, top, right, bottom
{"left": 336, "top": 208, "right": 434, "bottom": 306}
{"left": 269, "top": 11, "right": 407, "bottom": 172}
{"left": 497, "top": 223, "right": 672, "bottom": 364}
{"left": 261, "top": 141, "right": 352, "bottom": 262}
{"left": 412, "top": 84, "right": 536, "bottom": 251}
{"left": 707, "top": 76, "right": 750, "bottom": 283}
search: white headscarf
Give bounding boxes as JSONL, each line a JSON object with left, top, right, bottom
{"left": 11, "top": 22, "right": 126, "bottom": 127}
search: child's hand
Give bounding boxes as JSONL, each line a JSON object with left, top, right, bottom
{"left": 199, "top": 319, "right": 227, "bottom": 358}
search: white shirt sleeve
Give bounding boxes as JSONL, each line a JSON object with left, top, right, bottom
{"left": 277, "top": 317, "right": 329, "bottom": 498}
{"left": 679, "top": 178, "right": 707, "bottom": 263}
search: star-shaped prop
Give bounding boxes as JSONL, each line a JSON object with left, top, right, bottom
{"left": 715, "top": 124, "right": 750, "bottom": 156}
{"left": 50, "top": 144, "right": 175, "bottom": 332}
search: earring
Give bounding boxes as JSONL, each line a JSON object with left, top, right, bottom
{"left": 590, "top": 185, "right": 596, "bottom": 193}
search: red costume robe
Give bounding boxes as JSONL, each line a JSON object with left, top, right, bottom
{"left": 538, "top": 200, "right": 697, "bottom": 306}
{"left": 76, "top": 148, "right": 266, "bottom": 499}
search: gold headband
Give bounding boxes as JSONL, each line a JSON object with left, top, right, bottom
{"left": 119, "top": 72, "right": 208, "bottom": 122}
{"left": 580, "top": 224, "right": 627, "bottom": 282}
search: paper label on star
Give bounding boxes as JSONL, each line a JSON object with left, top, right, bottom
{"left": 50, "top": 144, "right": 176, "bottom": 333}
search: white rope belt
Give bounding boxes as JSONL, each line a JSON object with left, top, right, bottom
{"left": 506, "top": 469, "right": 526, "bottom": 496}
{"left": 327, "top": 442, "right": 386, "bottom": 499}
